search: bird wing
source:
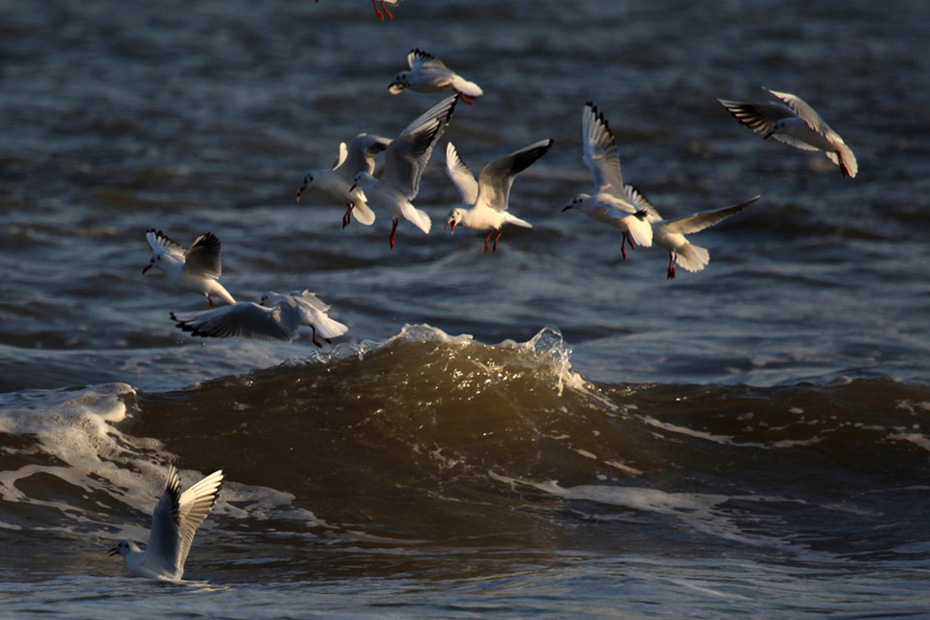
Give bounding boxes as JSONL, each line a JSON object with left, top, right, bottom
{"left": 171, "top": 301, "right": 300, "bottom": 342}
{"left": 623, "top": 184, "right": 663, "bottom": 221}
{"left": 717, "top": 97, "right": 796, "bottom": 138}
{"left": 183, "top": 233, "right": 223, "bottom": 278}
{"left": 445, "top": 142, "right": 479, "bottom": 206}
{"left": 582, "top": 102, "right": 625, "bottom": 195}
{"left": 341, "top": 133, "right": 391, "bottom": 178}
{"left": 140, "top": 466, "right": 183, "bottom": 577}
{"left": 409, "top": 48, "right": 446, "bottom": 70}
{"left": 764, "top": 88, "right": 829, "bottom": 134}
{"left": 291, "top": 292, "right": 348, "bottom": 339}
{"left": 663, "top": 195, "right": 761, "bottom": 235}
{"left": 146, "top": 229, "right": 186, "bottom": 260}
{"left": 380, "top": 95, "right": 458, "bottom": 199}
{"left": 477, "top": 138, "right": 553, "bottom": 212}
{"left": 176, "top": 469, "right": 224, "bottom": 571}
{"left": 331, "top": 141, "right": 348, "bottom": 171}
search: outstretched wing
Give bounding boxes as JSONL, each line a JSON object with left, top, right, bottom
{"left": 582, "top": 102, "right": 625, "bottom": 196}
{"left": 176, "top": 469, "right": 224, "bottom": 571}
{"left": 476, "top": 138, "right": 553, "bottom": 212}
{"left": 146, "top": 229, "right": 186, "bottom": 260}
{"left": 183, "top": 233, "right": 223, "bottom": 278}
{"left": 717, "top": 96, "right": 796, "bottom": 138}
{"left": 445, "top": 142, "right": 479, "bottom": 206}
{"left": 140, "top": 466, "right": 183, "bottom": 577}
{"left": 341, "top": 133, "right": 391, "bottom": 177}
{"left": 380, "top": 95, "right": 458, "bottom": 199}
{"left": 663, "top": 195, "right": 761, "bottom": 235}
{"left": 764, "top": 88, "right": 829, "bottom": 134}
{"left": 408, "top": 48, "right": 446, "bottom": 70}
{"left": 171, "top": 301, "right": 300, "bottom": 342}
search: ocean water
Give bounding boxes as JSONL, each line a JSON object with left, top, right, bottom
{"left": 2, "top": 0, "right": 930, "bottom": 617}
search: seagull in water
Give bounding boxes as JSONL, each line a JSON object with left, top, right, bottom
{"left": 109, "top": 466, "right": 224, "bottom": 581}
{"left": 296, "top": 134, "right": 391, "bottom": 228}
{"left": 625, "top": 184, "right": 761, "bottom": 280}
{"left": 142, "top": 230, "right": 236, "bottom": 309}
{"left": 313, "top": 0, "right": 402, "bottom": 21}
{"left": 389, "top": 49, "right": 484, "bottom": 105}
{"left": 717, "top": 87, "right": 858, "bottom": 179}
{"left": 170, "top": 290, "right": 347, "bottom": 348}
{"left": 445, "top": 138, "right": 553, "bottom": 253}
{"left": 562, "top": 102, "right": 654, "bottom": 260}
{"left": 350, "top": 95, "right": 458, "bottom": 249}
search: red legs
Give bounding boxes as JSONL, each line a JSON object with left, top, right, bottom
{"left": 373, "top": 0, "right": 393, "bottom": 20}
{"left": 620, "top": 231, "right": 636, "bottom": 261}
{"left": 343, "top": 201, "right": 354, "bottom": 229}
{"left": 310, "top": 325, "right": 323, "bottom": 349}
{"left": 207, "top": 296, "right": 215, "bottom": 309}
{"left": 482, "top": 228, "right": 504, "bottom": 253}
{"left": 296, "top": 175, "right": 309, "bottom": 201}
{"left": 389, "top": 218, "right": 398, "bottom": 249}
{"left": 666, "top": 252, "right": 677, "bottom": 280}
{"left": 459, "top": 93, "right": 475, "bottom": 105}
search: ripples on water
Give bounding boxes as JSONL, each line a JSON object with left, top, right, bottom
{"left": 2, "top": 0, "right": 930, "bottom": 617}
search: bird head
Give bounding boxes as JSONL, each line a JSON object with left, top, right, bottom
{"left": 446, "top": 208, "right": 464, "bottom": 233}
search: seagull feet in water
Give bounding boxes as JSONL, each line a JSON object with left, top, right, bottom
{"left": 389, "top": 218, "right": 398, "bottom": 249}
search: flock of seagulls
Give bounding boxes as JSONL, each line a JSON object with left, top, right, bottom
{"left": 120, "top": 5, "right": 859, "bottom": 579}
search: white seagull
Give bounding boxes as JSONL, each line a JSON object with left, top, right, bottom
{"left": 296, "top": 134, "right": 391, "bottom": 228}
{"left": 170, "top": 290, "right": 347, "bottom": 348}
{"left": 350, "top": 95, "right": 458, "bottom": 249}
{"left": 109, "top": 466, "right": 224, "bottom": 581}
{"left": 717, "top": 87, "right": 858, "bottom": 179}
{"left": 445, "top": 139, "right": 553, "bottom": 253}
{"left": 313, "top": 0, "right": 402, "bottom": 21}
{"left": 625, "top": 184, "right": 761, "bottom": 279}
{"left": 389, "top": 49, "right": 484, "bottom": 105}
{"left": 562, "top": 102, "right": 655, "bottom": 260}
{"left": 143, "top": 230, "right": 236, "bottom": 309}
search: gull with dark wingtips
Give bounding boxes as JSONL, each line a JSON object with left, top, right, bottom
{"left": 562, "top": 102, "right": 654, "bottom": 260}
{"left": 389, "top": 49, "right": 484, "bottom": 105}
{"left": 717, "top": 87, "right": 858, "bottom": 178}
{"left": 625, "top": 184, "right": 761, "bottom": 280}
{"left": 445, "top": 138, "right": 553, "bottom": 253}
{"left": 296, "top": 134, "right": 391, "bottom": 228}
{"left": 109, "top": 466, "right": 224, "bottom": 581}
{"left": 142, "top": 229, "right": 236, "bottom": 309}
{"left": 170, "top": 290, "right": 346, "bottom": 348}
{"left": 349, "top": 95, "right": 458, "bottom": 249}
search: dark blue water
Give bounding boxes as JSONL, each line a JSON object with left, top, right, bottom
{"left": 2, "top": 0, "right": 930, "bottom": 617}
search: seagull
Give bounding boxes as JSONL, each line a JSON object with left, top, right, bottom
{"left": 261, "top": 290, "right": 349, "bottom": 347}
{"left": 349, "top": 95, "right": 458, "bottom": 249}
{"left": 562, "top": 102, "right": 655, "bottom": 260}
{"left": 313, "top": 0, "right": 402, "bottom": 21}
{"left": 109, "top": 466, "right": 224, "bottom": 581}
{"left": 625, "top": 184, "right": 761, "bottom": 279}
{"left": 445, "top": 139, "right": 553, "bottom": 253}
{"left": 142, "top": 230, "right": 236, "bottom": 309}
{"left": 296, "top": 134, "right": 391, "bottom": 228}
{"left": 717, "top": 87, "right": 858, "bottom": 178}
{"left": 388, "top": 49, "right": 484, "bottom": 105}
{"left": 171, "top": 290, "right": 346, "bottom": 348}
